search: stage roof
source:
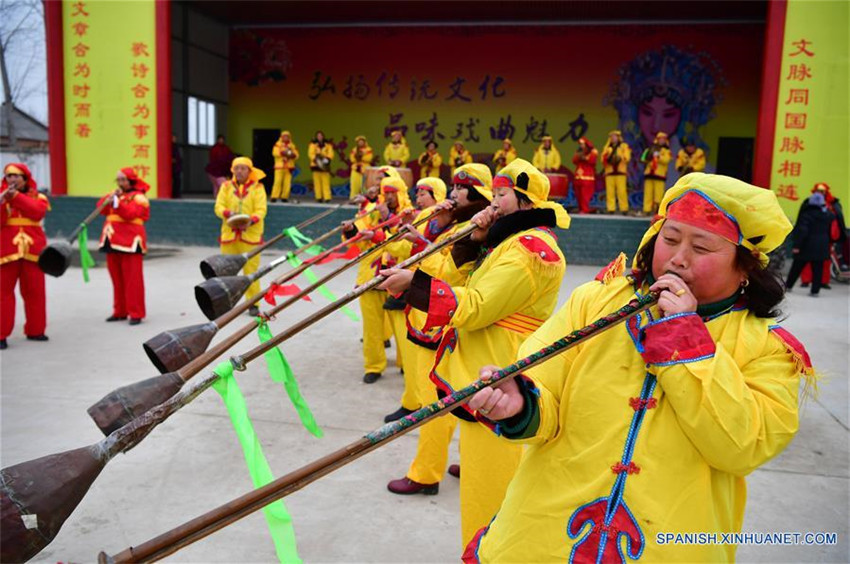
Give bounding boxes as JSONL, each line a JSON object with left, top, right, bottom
{"left": 187, "top": 0, "right": 767, "bottom": 27}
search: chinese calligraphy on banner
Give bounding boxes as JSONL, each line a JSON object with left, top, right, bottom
{"left": 770, "top": 0, "right": 848, "bottom": 218}
{"left": 62, "top": 0, "right": 158, "bottom": 197}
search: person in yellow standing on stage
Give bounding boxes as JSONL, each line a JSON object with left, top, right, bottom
{"left": 676, "top": 136, "right": 707, "bottom": 178}
{"left": 417, "top": 140, "right": 443, "bottom": 179}
{"left": 384, "top": 164, "right": 493, "bottom": 495}
{"left": 384, "top": 129, "right": 410, "bottom": 168}
{"left": 343, "top": 172, "right": 414, "bottom": 384}
{"left": 380, "top": 159, "right": 570, "bottom": 546}
{"left": 214, "top": 157, "right": 267, "bottom": 316}
{"left": 309, "top": 130, "right": 334, "bottom": 203}
{"left": 531, "top": 135, "right": 561, "bottom": 173}
{"left": 602, "top": 129, "right": 632, "bottom": 214}
{"left": 449, "top": 141, "right": 474, "bottom": 176}
{"left": 641, "top": 131, "right": 673, "bottom": 215}
{"left": 463, "top": 173, "right": 810, "bottom": 564}
{"left": 270, "top": 130, "right": 299, "bottom": 203}
{"left": 349, "top": 135, "right": 374, "bottom": 201}
{"left": 492, "top": 138, "right": 517, "bottom": 173}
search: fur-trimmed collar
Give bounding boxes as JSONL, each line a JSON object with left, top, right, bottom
{"left": 486, "top": 208, "right": 557, "bottom": 248}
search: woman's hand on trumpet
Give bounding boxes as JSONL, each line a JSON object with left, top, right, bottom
{"left": 378, "top": 267, "right": 414, "bottom": 295}
{"left": 468, "top": 365, "right": 524, "bottom": 420}
{"left": 470, "top": 206, "right": 498, "bottom": 242}
{"left": 649, "top": 273, "right": 697, "bottom": 317}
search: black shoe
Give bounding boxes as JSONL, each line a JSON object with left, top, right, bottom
{"left": 384, "top": 406, "right": 414, "bottom": 423}
{"left": 106, "top": 315, "right": 128, "bottom": 322}
{"left": 363, "top": 372, "right": 382, "bottom": 384}
{"left": 271, "top": 198, "right": 279, "bottom": 203}
{"left": 282, "top": 198, "right": 288, "bottom": 203}
{"left": 800, "top": 283, "right": 810, "bottom": 288}
{"left": 384, "top": 339, "right": 391, "bottom": 348}
{"left": 26, "top": 334, "right": 49, "bottom": 341}
{"left": 0, "top": 339, "right": 7, "bottom": 349}
{"left": 822, "top": 284, "right": 832, "bottom": 290}
{"left": 387, "top": 477, "right": 439, "bottom": 495}
{"left": 128, "top": 318, "right": 142, "bottom": 325}
{"left": 248, "top": 305, "right": 260, "bottom": 317}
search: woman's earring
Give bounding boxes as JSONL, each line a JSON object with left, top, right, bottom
{"left": 741, "top": 278, "right": 750, "bottom": 288}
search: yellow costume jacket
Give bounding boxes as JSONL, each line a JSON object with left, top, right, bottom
{"left": 408, "top": 225, "right": 565, "bottom": 411}
{"left": 449, "top": 147, "right": 474, "bottom": 174}
{"left": 471, "top": 269, "right": 810, "bottom": 563}
{"left": 492, "top": 147, "right": 518, "bottom": 173}
{"left": 418, "top": 151, "right": 443, "bottom": 178}
{"left": 272, "top": 139, "right": 299, "bottom": 171}
{"left": 642, "top": 146, "right": 673, "bottom": 179}
{"left": 308, "top": 142, "right": 334, "bottom": 170}
{"left": 349, "top": 145, "right": 374, "bottom": 175}
{"left": 384, "top": 140, "right": 410, "bottom": 166}
{"left": 347, "top": 199, "right": 414, "bottom": 286}
{"left": 676, "top": 148, "right": 707, "bottom": 175}
{"left": 532, "top": 145, "right": 562, "bottom": 172}
{"left": 602, "top": 142, "right": 632, "bottom": 175}
{"left": 214, "top": 179, "right": 267, "bottom": 244}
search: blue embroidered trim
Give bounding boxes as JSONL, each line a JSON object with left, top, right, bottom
{"left": 651, "top": 352, "right": 716, "bottom": 367}
{"left": 643, "top": 311, "right": 697, "bottom": 328}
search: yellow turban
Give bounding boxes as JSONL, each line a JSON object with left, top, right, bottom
{"left": 415, "top": 177, "right": 447, "bottom": 203}
{"left": 452, "top": 163, "right": 493, "bottom": 201}
{"left": 494, "top": 159, "right": 571, "bottom": 229}
{"left": 231, "top": 156, "right": 266, "bottom": 185}
{"left": 634, "top": 173, "right": 792, "bottom": 268}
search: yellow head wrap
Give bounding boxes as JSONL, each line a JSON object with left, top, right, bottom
{"left": 493, "top": 159, "right": 571, "bottom": 229}
{"left": 380, "top": 175, "right": 412, "bottom": 209}
{"left": 415, "top": 177, "right": 447, "bottom": 203}
{"left": 452, "top": 163, "right": 493, "bottom": 202}
{"left": 634, "top": 173, "right": 792, "bottom": 268}
{"left": 230, "top": 156, "right": 266, "bottom": 185}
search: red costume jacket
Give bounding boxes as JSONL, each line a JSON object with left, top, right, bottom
{"left": 571, "top": 139, "right": 598, "bottom": 183}
{"left": 0, "top": 188, "right": 49, "bottom": 265}
{"left": 98, "top": 190, "right": 150, "bottom": 253}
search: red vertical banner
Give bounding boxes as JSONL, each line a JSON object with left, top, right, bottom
{"left": 44, "top": 0, "right": 67, "bottom": 194}
{"left": 753, "top": 0, "right": 787, "bottom": 188}
{"left": 155, "top": 0, "right": 172, "bottom": 198}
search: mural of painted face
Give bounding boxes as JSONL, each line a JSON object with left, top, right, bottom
{"left": 639, "top": 96, "right": 682, "bottom": 147}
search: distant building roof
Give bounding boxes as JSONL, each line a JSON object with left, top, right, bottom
{"left": 1, "top": 102, "right": 48, "bottom": 143}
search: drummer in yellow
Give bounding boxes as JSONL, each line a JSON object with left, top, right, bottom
{"left": 464, "top": 173, "right": 810, "bottom": 563}
{"left": 531, "top": 135, "right": 561, "bottom": 173}
{"left": 214, "top": 157, "right": 267, "bottom": 315}
{"left": 343, "top": 172, "right": 414, "bottom": 384}
{"left": 271, "top": 130, "right": 299, "bottom": 203}
{"left": 349, "top": 135, "right": 374, "bottom": 201}
{"left": 383, "top": 129, "right": 410, "bottom": 168}
{"left": 492, "top": 138, "right": 517, "bottom": 173}
{"left": 308, "top": 130, "right": 334, "bottom": 203}
{"left": 449, "top": 141, "right": 474, "bottom": 176}
{"left": 380, "top": 159, "right": 570, "bottom": 546}
{"left": 417, "top": 140, "right": 443, "bottom": 179}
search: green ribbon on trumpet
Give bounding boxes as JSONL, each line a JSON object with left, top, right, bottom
{"left": 256, "top": 319, "right": 323, "bottom": 438}
{"left": 78, "top": 223, "right": 96, "bottom": 283}
{"left": 285, "top": 253, "right": 359, "bottom": 322}
{"left": 283, "top": 226, "right": 323, "bottom": 256}
{"left": 212, "top": 361, "right": 302, "bottom": 564}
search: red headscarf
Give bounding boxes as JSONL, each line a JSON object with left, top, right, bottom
{"left": 2, "top": 163, "right": 37, "bottom": 192}
{"left": 120, "top": 167, "right": 151, "bottom": 193}
{"left": 579, "top": 137, "right": 595, "bottom": 150}
{"left": 812, "top": 182, "right": 835, "bottom": 205}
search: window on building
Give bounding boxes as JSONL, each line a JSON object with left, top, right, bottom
{"left": 187, "top": 96, "right": 216, "bottom": 146}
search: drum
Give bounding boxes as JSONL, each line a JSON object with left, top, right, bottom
{"left": 315, "top": 156, "right": 331, "bottom": 172}
{"left": 226, "top": 213, "right": 252, "bottom": 230}
{"left": 363, "top": 166, "right": 414, "bottom": 192}
{"left": 546, "top": 173, "right": 569, "bottom": 200}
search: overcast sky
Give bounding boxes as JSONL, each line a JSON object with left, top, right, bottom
{"left": 1, "top": 0, "right": 48, "bottom": 124}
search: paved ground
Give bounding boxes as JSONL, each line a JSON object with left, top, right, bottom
{"left": 1, "top": 244, "right": 848, "bottom": 563}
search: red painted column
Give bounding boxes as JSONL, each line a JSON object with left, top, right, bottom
{"left": 155, "top": 0, "right": 173, "bottom": 198}
{"left": 43, "top": 0, "right": 67, "bottom": 195}
{"left": 753, "top": 0, "right": 787, "bottom": 188}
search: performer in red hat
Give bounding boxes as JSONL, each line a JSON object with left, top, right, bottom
{"left": 0, "top": 163, "right": 50, "bottom": 349}
{"left": 98, "top": 168, "right": 150, "bottom": 325}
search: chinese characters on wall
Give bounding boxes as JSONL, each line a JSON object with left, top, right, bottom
{"left": 130, "top": 40, "right": 153, "bottom": 181}
{"left": 69, "top": 1, "right": 91, "bottom": 140}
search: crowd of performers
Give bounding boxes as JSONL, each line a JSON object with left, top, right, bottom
{"left": 262, "top": 127, "right": 708, "bottom": 216}
{"left": 0, "top": 155, "right": 830, "bottom": 562}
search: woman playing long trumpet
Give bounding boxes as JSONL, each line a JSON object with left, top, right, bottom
{"left": 0, "top": 163, "right": 49, "bottom": 348}
{"left": 463, "top": 173, "right": 813, "bottom": 564}
{"left": 98, "top": 168, "right": 150, "bottom": 325}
